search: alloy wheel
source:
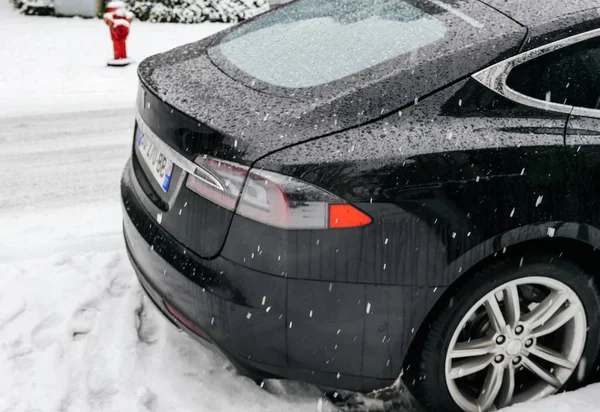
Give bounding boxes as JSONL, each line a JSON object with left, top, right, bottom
{"left": 445, "top": 276, "right": 587, "bottom": 411}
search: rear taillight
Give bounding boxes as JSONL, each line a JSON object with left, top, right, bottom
{"left": 185, "top": 156, "right": 371, "bottom": 230}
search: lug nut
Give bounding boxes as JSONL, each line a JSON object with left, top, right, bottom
{"left": 496, "top": 335, "right": 506, "bottom": 345}
{"left": 515, "top": 325, "right": 524, "bottom": 335}
{"left": 525, "top": 338, "right": 533, "bottom": 348}
{"left": 495, "top": 355, "right": 504, "bottom": 364}
{"left": 512, "top": 356, "right": 522, "bottom": 365}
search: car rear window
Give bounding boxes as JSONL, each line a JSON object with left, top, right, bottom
{"left": 218, "top": 0, "right": 447, "bottom": 89}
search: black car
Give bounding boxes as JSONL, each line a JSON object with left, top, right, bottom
{"left": 121, "top": 1, "right": 600, "bottom": 410}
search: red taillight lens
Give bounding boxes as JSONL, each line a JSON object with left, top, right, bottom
{"left": 185, "top": 156, "right": 371, "bottom": 230}
{"left": 328, "top": 204, "right": 373, "bottom": 228}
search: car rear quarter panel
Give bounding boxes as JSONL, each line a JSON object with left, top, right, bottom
{"left": 250, "top": 79, "right": 596, "bottom": 289}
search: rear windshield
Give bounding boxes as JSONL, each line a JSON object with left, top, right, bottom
{"left": 218, "top": 0, "right": 447, "bottom": 89}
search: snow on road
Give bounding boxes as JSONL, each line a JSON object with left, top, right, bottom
{"left": 1, "top": 2, "right": 600, "bottom": 412}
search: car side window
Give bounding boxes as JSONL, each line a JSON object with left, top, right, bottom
{"left": 506, "top": 38, "right": 600, "bottom": 110}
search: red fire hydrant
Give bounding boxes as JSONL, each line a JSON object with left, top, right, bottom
{"left": 104, "top": 1, "right": 134, "bottom": 67}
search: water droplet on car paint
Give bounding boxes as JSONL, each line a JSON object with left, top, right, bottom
{"left": 536, "top": 195, "right": 543, "bottom": 207}
{"left": 366, "top": 303, "right": 371, "bottom": 314}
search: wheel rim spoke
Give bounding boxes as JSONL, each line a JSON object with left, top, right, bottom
{"left": 477, "top": 365, "right": 504, "bottom": 410}
{"left": 522, "top": 357, "right": 562, "bottom": 388}
{"left": 449, "top": 338, "right": 496, "bottom": 359}
{"left": 523, "top": 290, "right": 568, "bottom": 330}
{"left": 450, "top": 354, "right": 494, "bottom": 379}
{"left": 532, "top": 303, "right": 580, "bottom": 338}
{"left": 484, "top": 295, "right": 507, "bottom": 333}
{"left": 503, "top": 284, "right": 521, "bottom": 328}
{"left": 529, "top": 344, "right": 576, "bottom": 370}
{"left": 496, "top": 365, "right": 515, "bottom": 408}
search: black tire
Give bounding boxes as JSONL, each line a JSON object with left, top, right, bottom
{"left": 405, "top": 255, "right": 600, "bottom": 412}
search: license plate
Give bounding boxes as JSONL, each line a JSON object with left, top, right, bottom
{"left": 136, "top": 128, "right": 174, "bottom": 193}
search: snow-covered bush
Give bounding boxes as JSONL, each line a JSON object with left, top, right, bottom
{"left": 9, "top": 0, "right": 270, "bottom": 22}
{"left": 124, "top": 0, "right": 269, "bottom": 23}
{"left": 10, "top": 0, "right": 54, "bottom": 15}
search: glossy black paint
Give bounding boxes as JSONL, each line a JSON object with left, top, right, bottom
{"left": 123, "top": 0, "right": 600, "bottom": 396}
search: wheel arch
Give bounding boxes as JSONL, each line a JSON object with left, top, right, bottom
{"left": 402, "top": 221, "right": 600, "bottom": 374}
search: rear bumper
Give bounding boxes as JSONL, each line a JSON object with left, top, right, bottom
{"left": 124, "top": 214, "right": 275, "bottom": 380}
{"left": 122, "top": 158, "right": 437, "bottom": 392}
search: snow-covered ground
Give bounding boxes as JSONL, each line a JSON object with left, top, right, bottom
{"left": 1, "top": 2, "right": 600, "bottom": 412}
{"left": 0, "top": 1, "right": 229, "bottom": 118}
